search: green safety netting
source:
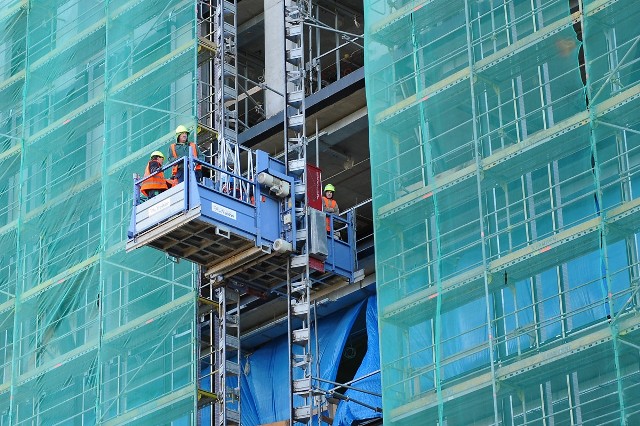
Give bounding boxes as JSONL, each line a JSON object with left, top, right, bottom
{"left": 0, "top": 0, "right": 201, "bottom": 423}
{"left": 366, "top": 0, "right": 640, "bottom": 424}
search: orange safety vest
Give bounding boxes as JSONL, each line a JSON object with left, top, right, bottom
{"left": 323, "top": 197, "right": 337, "bottom": 231}
{"left": 140, "top": 162, "right": 168, "bottom": 196}
{"left": 170, "top": 143, "right": 202, "bottom": 176}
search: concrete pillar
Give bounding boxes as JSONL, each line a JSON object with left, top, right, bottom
{"left": 263, "top": 0, "right": 286, "bottom": 117}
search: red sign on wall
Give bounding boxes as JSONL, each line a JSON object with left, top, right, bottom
{"left": 307, "top": 164, "right": 322, "bottom": 210}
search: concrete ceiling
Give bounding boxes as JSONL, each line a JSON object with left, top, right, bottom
{"left": 237, "top": 0, "right": 364, "bottom": 73}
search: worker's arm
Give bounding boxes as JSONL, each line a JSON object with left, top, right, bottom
{"left": 322, "top": 198, "right": 333, "bottom": 213}
{"left": 148, "top": 160, "right": 162, "bottom": 174}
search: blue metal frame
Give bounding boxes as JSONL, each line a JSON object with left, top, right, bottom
{"left": 128, "top": 151, "right": 292, "bottom": 246}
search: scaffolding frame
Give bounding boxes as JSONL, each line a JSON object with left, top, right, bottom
{"left": 1, "top": 0, "right": 368, "bottom": 424}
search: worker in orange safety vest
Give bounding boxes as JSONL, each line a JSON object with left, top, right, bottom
{"left": 168, "top": 125, "right": 203, "bottom": 184}
{"left": 322, "top": 184, "right": 339, "bottom": 233}
{"left": 141, "top": 151, "right": 172, "bottom": 198}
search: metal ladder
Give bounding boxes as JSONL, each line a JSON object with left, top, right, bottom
{"left": 284, "top": 2, "right": 319, "bottom": 424}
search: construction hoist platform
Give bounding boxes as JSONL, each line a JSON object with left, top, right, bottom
{"left": 126, "top": 153, "right": 355, "bottom": 283}
{"left": 126, "top": 152, "right": 357, "bottom": 424}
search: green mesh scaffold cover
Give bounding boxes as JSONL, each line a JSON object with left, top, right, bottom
{"left": 366, "top": 0, "right": 640, "bottom": 424}
{"left": 0, "top": 1, "right": 201, "bottom": 423}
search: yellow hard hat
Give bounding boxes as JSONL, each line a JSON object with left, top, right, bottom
{"left": 150, "top": 150, "right": 165, "bottom": 159}
{"left": 175, "top": 125, "right": 189, "bottom": 135}
{"left": 324, "top": 184, "right": 335, "bottom": 192}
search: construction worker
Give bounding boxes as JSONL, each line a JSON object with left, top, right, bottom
{"left": 322, "top": 184, "right": 339, "bottom": 234}
{"left": 168, "top": 125, "right": 203, "bottom": 183}
{"left": 140, "top": 151, "right": 172, "bottom": 199}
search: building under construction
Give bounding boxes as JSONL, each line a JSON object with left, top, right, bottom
{"left": 0, "top": 0, "right": 639, "bottom": 425}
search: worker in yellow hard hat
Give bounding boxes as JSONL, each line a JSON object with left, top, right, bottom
{"left": 141, "top": 151, "right": 172, "bottom": 199}
{"left": 168, "top": 125, "right": 203, "bottom": 183}
{"left": 322, "top": 183, "right": 339, "bottom": 234}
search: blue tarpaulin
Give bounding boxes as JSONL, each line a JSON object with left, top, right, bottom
{"left": 241, "top": 299, "right": 367, "bottom": 425}
{"left": 333, "top": 296, "right": 382, "bottom": 425}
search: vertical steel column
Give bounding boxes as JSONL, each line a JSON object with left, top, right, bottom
{"left": 197, "top": 272, "right": 218, "bottom": 426}
{"left": 581, "top": 0, "right": 628, "bottom": 421}
{"left": 464, "top": 0, "right": 500, "bottom": 422}
{"left": 196, "top": 5, "right": 218, "bottom": 424}
{"left": 217, "top": 287, "right": 241, "bottom": 425}
{"left": 406, "top": 8, "right": 444, "bottom": 423}
{"left": 568, "top": 372, "right": 583, "bottom": 424}
{"left": 211, "top": 0, "right": 242, "bottom": 422}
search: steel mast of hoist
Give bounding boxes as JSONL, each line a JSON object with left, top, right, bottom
{"left": 283, "top": 1, "right": 320, "bottom": 424}
{"left": 212, "top": 0, "right": 242, "bottom": 423}
{"left": 195, "top": 3, "right": 220, "bottom": 423}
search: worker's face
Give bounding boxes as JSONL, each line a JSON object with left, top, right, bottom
{"left": 325, "top": 190, "right": 333, "bottom": 198}
{"left": 178, "top": 132, "right": 188, "bottom": 143}
{"left": 154, "top": 156, "right": 164, "bottom": 164}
